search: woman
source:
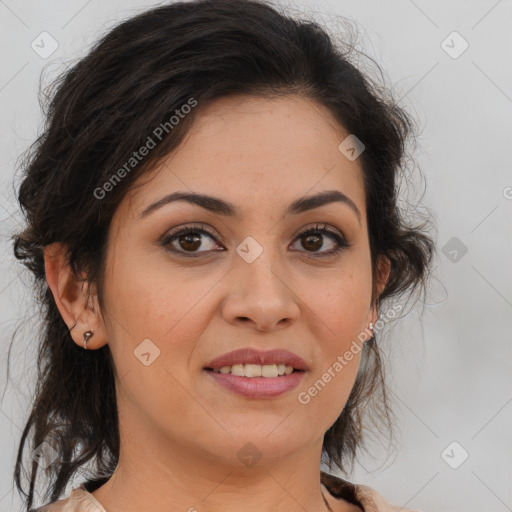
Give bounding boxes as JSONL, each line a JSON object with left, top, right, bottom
{"left": 12, "top": 0, "right": 435, "bottom": 510}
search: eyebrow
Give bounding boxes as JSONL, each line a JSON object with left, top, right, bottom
{"left": 139, "top": 189, "right": 361, "bottom": 225}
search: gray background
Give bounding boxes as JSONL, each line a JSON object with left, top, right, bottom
{"left": 1, "top": 1, "right": 511, "bottom": 511}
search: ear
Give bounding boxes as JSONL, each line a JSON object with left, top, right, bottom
{"left": 367, "top": 255, "right": 391, "bottom": 337}
{"left": 44, "top": 242, "right": 108, "bottom": 350}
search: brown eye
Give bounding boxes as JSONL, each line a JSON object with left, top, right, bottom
{"left": 161, "top": 224, "right": 223, "bottom": 256}
{"left": 291, "top": 224, "right": 350, "bottom": 256}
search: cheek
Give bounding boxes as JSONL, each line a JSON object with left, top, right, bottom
{"left": 102, "top": 247, "right": 220, "bottom": 367}
{"left": 300, "top": 256, "right": 373, "bottom": 343}
{"left": 100, "top": 251, "right": 218, "bottom": 431}
{"left": 293, "top": 256, "right": 371, "bottom": 410}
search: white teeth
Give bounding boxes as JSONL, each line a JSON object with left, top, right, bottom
{"left": 212, "top": 363, "right": 296, "bottom": 377}
{"left": 245, "top": 364, "right": 262, "bottom": 377}
{"left": 230, "top": 364, "right": 245, "bottom": 376}
{"left": 261, "top": 364, "right": 278, "bottom": 378}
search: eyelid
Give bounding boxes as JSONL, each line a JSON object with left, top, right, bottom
{"left": 289, "top": 222, "right": 345, "bottom": 241}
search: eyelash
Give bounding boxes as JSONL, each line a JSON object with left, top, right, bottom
{"left": 160, "top": 223, "right": 350, "bottom": 258}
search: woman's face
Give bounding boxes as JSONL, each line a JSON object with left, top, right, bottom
{"left": 98, "top": 94, "right": 383, "bottom": 469}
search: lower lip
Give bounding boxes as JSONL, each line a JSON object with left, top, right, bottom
{"left": 204, "top": 369, "right": 306, "bottom": 398}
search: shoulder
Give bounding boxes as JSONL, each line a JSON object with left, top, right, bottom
{"left": 321, "top": 471, "right": 423, "bottom": 512}
{"left": 353, "top": 483, "right": 423, "bottom": 512}
{"left": 29, "top": 484, "right": 107, "bottom": 512}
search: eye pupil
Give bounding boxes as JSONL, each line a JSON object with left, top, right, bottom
{"left": 180, "top": 233, "right": 202, "bottom": 251}
{"left": 302, "top": 233, "right": 322, "bottom": 251}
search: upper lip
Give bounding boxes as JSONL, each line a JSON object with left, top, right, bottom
{"left": 205, "top": 348, "right": 308, "bottom": 371}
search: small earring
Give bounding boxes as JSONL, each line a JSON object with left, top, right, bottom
{"left": 83, "top": 330, "right": 94, "bottom": 350}
{"left": 368, "top": 322, "right": 374, "bottom": 340}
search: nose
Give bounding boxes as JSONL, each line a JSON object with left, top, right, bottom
{"left": 221, "top": 247, "right": 300, "bottom": 332}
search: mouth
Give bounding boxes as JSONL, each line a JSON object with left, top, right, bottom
{"left": 203, "top": 348, "right": 308, "bottom": 398}
{"left": 203, "top": 364, "right": 306, "bottom": 399}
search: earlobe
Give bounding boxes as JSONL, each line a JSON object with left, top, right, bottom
{"left": 43, "top": 242, "right": 107, "bottom": 349}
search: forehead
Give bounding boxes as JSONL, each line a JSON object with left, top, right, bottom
{"left": 124, "top": 94, "right": 366, "bottom": 222}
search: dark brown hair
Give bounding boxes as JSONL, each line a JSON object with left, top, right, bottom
{"left": 9, "top": 0, "right": 435, "bottom": 509}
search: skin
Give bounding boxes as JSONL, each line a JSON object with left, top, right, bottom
{"left": 45, "top": 94, "right": 390, "bottom": 512}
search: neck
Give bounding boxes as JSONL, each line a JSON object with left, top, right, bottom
{"left": 89, "top": 395, "right": 357, "bottom": 511}
{"left": 93, "top": 454, "right": 334, "bottom": 512}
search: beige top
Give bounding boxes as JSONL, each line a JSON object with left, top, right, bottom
{"left": 30, "top": 471, "right": 421, "bottom": 512}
